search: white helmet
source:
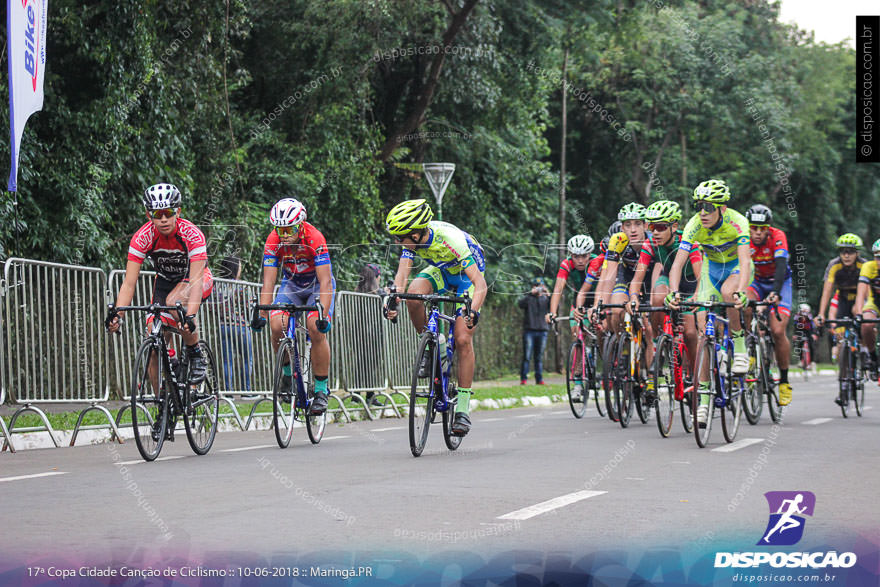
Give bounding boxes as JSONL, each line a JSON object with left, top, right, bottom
{"left": 143, "top": 183, "right": 181, "bottom": 210}
{"left": 799, "top": 303, "right": 811, "bottom": 314}
{"left": 567, "top": 234, "right": 595, "bottom": 256}
{"left": 269, "top": 198, "right": 307, "bottom": 227}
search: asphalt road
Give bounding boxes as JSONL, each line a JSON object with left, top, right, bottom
{"left": 1, "top": 374, "right": 877, "bottom": 571}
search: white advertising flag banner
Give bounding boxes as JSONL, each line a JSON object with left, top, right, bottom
{"left": 7, "top": 0, "right": 48, "bottom": 191}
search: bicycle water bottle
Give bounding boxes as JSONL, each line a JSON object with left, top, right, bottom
{"left": 717, "top": 345, "right": 728, "bottom": 374}
{"left": 438, "top": 334, "right": 448, "bottom": 373}
{"left": 169, "top": 348, "right": 181, "bottom": 378}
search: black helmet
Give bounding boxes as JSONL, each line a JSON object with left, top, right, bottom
{"left": 745, "top": 204, "right": 772, "bottom": 226}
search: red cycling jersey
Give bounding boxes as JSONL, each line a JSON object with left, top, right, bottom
{"left": 750, "top": 226, "right": 790, "bottom": 281}
{"left": 127, "top": 218, "right": 209, "bottom": 282}
{"left": 262, "top": 222, "right": 332, "bottom": 286}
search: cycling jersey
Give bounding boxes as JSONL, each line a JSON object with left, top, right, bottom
{"left": 639, "top": 231, "right": 700, "bottom": 282}
{"left": 750, "top": 226, "right": 791, "bottom": 281}
{"left": 679, "top": 208, "right": 749, "bottom": 264}
{"left": 583, "top": 254, "right": 604, "bottom": 288}
{"left": 263, "top": 222, "right": 332, "bottom": 287}
{"left": 556, "top": 257, "right": 589, "bottom": 292}
{"left": 605, "top": 232, "right": 648, "bottom": 272}
{"left": 127, "top": 218, "right": 210, "bottom": 282}
{"left": 858, "top": 259, "right": 880, "bottom": 299}
{"left": 823, "top": 256, "right": 866, "bottom": 301}
{"left": 400, "top": 221, "right": 485, "bottom": 274}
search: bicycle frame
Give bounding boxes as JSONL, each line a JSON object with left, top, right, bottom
{"left": 422, "top": 302, "right": 459, "bottom": 411}
{"left": 703, "top": 311, "right": 735, "bottom": 409}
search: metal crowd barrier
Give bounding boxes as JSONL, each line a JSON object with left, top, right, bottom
{"left": 3, "top": 258, "right": 119, "bottom": 450}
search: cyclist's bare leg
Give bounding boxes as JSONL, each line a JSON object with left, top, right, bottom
{"left": 683, "top": 313, "right": 699, "bottom": 369}
{"left": 454, "top": 314, "right": 476, "bottom": 388}
{"left": 405, "top": 277, "right": 433, "bottom": 333}
{"left": 165, "top": 281, "right": 200, "bottom": 347}
{"left": 610, "top": 290, "right": 629, "bottom": 332}
{"left": 306, "top": 313, "right": 330, "bottom": 379}
{"left": 770, "top": 310, "right": 791, "bottom": 370}
{"left": 860, "top": 310, "right": 878, "bottom": 355}
{"left": 720, "top": 275, "right": 744, "bottom": 332}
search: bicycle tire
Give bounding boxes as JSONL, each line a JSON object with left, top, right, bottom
{"left": 742, "top": 335, "right": 763, "bottom": 425}
{"left": 588, "top": 337, "right": 607, "bottom": 417}
{"left": 442, "top": 387, "right": 463, "bottom": 451}
{"left": 837, "top": 343, "right": 851, "bottom": 418}
{"left": 131, "top": 340, "right": 168, "bottom": 462}
{"left": 634, "top": 335, "right": 651, "bottom": 425}
{"left": 692, "top": 336, "right": 715, "bottom": 448}
{"left": 614, "top": 333, "right": 633, "bottom": 428}
{"left": 652, "top": 335, "right": 675, "bottom": 437}
{"left": 762, "top": 336, "right": 783, "bottom": 423}
{"left": 800, "top": 337, "right": 811, "bottom": 381}
{"left": 272, "top": 340, "right": 297, "bottom": 448}
{"left": 409, "top": 332, "right": 435, "bottom": 457}
{"left": 566, "top": 341, "right": 588, "bottom": 419}
{"left": 602, "top": 334, "right": 619, "bottom": 421}
{"left": 854, "top": 350, "right": 867, "bottom": 417}
{"left": 302, "top": 346, "right": 326, "bottom": 444}
{"left": 677, "top": 338, "right": 694, "bottom": 434}
{"left": 184, "top": 341, "right": 220, "bottom": 455}
{"left": 721, "top": 345, "right": 744, "bottom": 443}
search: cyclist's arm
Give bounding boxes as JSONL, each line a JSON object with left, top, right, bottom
{"left": 259, "top": 265, "right": 278, "bottom": 318}
{"left": 735, "top": 242, "right": 751, "bottom": 292}
{"left": 593, "top": 260, "right": 617, "bottom": 307}
{"left": 854, "top": 282, "right": 869, "bottom": 316}
{"left": 186, "top": 259, "right": 206, "bottom": 317}
{"left": 817, "top": 279, "right": 835, "bottom": 321}
{"left": 668, "top": 249, "right": 689, "bottom": 294}
{"left": 393, "top": 253, "right": 413, "bottom": 292}
{"left": 629, "top": 262, "right": 648, "bottom": 300}
{"left": 770, "top": 257, "right": 787, "bottom": 297}
{"left": 463, "top": 261, "right": 487, "bottom": 313}
{"left": 575, "top": 278, "right": 592, "bottom": 309}
{"left": 316, "top": 263, "right": 334, "bottom": 316}
{"left": 548, "top": 275, "right": 566, "bottom": 316}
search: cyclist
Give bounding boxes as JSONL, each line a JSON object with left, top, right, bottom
{"left": 793, "top": 303, "right": 818, "bottom": 372}
{"left": 666, "top": 179, "right": 752, "bottom": 427}
{"left": 108, "top": 183, "right": 212, "bottom": 385}
{"left": 254, "top": 198, "right": 335, "bottom": 415}
{"left": 629, "top": 200, "right": 701, "bottom": 365}
{"left": 592, "top": 203, "right": 652, "bottom": 334}
{"left": 574, "top": 221, "right": 620, "bottom": 319}
{"left": 383, "top": 199, "right": 488, "bottom": 437}
{"left": 744, "top": 204, "right": 793, "bottom": 405}
{"left": 546, "top": 234, "right": 596, "bottom": 336}
{"left": 854, "top": 238, "right": 880, "bottom": 380}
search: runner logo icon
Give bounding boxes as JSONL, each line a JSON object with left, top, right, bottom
{"left": 758, "top": 491, "right": 816, "bottom": 546}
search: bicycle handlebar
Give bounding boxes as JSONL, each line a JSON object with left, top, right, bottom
{"left": 105, "top": 302, "right": 192, "bottom": 334}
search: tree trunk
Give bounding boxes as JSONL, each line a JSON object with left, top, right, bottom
{"left": 555, "top": 46, "right": 569, "bottom": 373}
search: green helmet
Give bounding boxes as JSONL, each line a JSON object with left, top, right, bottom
{"left": 618, "top": 202, "right": 646, "bottom": 221}
{"left": 872, "top": 238, "right": 880, "bottom": 255}
{"left": 645, "top": 200, "right": 682, "bottom": 223}
{"left": 836, "top": 233, "right": 863, "bottom": 249}
{"left": 385, "top": 199, "right": 434, "bottom": 235}
{"left": 693, "top": 179, "right": 730, "bottom": 203}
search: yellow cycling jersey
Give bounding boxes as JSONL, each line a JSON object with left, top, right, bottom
{"left": 858, "top": 260, "right": 880, "bottom": 298}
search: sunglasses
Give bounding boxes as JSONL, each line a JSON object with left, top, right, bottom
{"left": 148, "top": 208, "right": 177, "bottom": 219}
{"left": 694, "top": 201, "right": 719, "bottom": 214}
{"left": 839, "top": 248, "right": 858, "bottom": 255}
{"left": 275, "top": 225, "right": 301, "bottom": 237}
{"left": 648, "top": 222, "right": 671, "bottom": 232}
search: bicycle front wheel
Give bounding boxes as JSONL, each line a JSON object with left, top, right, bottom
{"left": 721, "top": 373, "right": 744, "bottom": 443}
{"left": 566, "top": 341, "right": 588, "bottom": 419}
{"left": 614, "top": 334, "right": 634, "bottom": 428}
{"left": 588, "top": 338, "right": 607, "bottom": 417}
{"left": 854, "top": 350, "right": 867, "bottom": 417}
{"left": 692, "top": 337, "right": 715, "bottom": 448}
{"left": 602, "top": 334, "right": 619, "bottom": 422}
{"left": 131, "top": 340, "right": 168, "bottom": 462}
{"left": 837, "top": 344, "right": 850, "bottom": 418}
{"left": 652, "top": 335, "right": 675, "bottom": 437}
{"left": 409, "top": 332, "right": 435, "bottom": 457}
{"left": 184, "top": 341, "right": 220, "bottom": 455}
{"left": 762, "top": 337, "right": 782, "bottom": 423}
{"left": 302, "top": 349, "right": 326, "bottom": 444}
{"left": 743, "top": 336, "right": 763, "bottom": 425}
{"left": 272, "top": 340, "right": 297, "bottom": 448}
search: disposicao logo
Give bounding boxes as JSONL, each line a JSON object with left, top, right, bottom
{"left": 759, "top": 490, "right": 815, "bottom": 546}
{"left": 714, "top": 491, "right": 858, "bottom": 570}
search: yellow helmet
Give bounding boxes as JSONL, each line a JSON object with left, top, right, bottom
{"left": 693, "top": 179, "right": 730, "bottom": 203}
{"left": 385, "top": 199, "right": 434, "bottom": 235}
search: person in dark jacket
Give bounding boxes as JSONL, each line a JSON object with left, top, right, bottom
{"left": 519, "top": 276, "right": 551, "bottom": 384}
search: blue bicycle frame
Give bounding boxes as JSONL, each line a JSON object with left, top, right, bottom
{"left": 704, "top": 311, "right": 736, "bottom": 409}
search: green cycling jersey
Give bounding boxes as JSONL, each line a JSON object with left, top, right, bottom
{"left": 679, "top": 208, "right": 750, "bottom": 264}
{"left": 399, "top": 220, "right": 486, "bottom": 275}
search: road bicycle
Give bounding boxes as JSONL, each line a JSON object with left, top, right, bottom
{"left": 251, "top": 301, "right": 327, "bottom": 448}
{"left": 651, "top": 307, "right": 695, "bottom": 437}
{"left": 554, "top": 311, "right": 605, "bottom": 418}
{"left": 825, "top": 316, "right": 880, "bottom": 417}
{"left": 742, "top": 302, "right": 782, "bottom": 425}
{"left": 597, "top": 301, "right": 653, "bottom": 428}
{"left": 679, "top": 301, "right": 746, "bottom": 447}
{"left": 385, "top": 292, "right": 472, "bottom": 457}
{"left": 106, "top": 303, "right": 219, "bottom": 461}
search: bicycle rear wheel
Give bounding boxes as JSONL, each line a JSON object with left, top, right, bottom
{"left": 301, "top": 348, "right": 326, "bottom": 444}
{"left": 678, "top": 341, "right": 694, "bottom": 434}
{"left": 653, "top": 335, "right": 675, "bottom": 437}
{"left": 442, "top": 387, "right": 463, "bottom": 451}
{"left": 837, "top": 344, "right": 850, "bottom": 418}
{"left": 566, "top": 341, "right": 588, "bottom": 418}
{"left": 634, "top": 339, "right": 651, "bottom": 425}
{"left": 743, "top": 336, "right": 763, "bottom": 425}
{"left": 131, "top": 340, "right": 168, "bottom": 462}
{"left": 854, "top": 350, "right": 867, "bottom": 417}
{"left": 184, "top": 341, "right": 220, "bottom": 455}
{"left": 614, "top": 334, "right": 634, "bottom": 428}
{"left": 692, "top": 337, "right": 715, "bottom": 448}
{"left": 602, "top": 334, "right": 619, "bottom": 422}
{"left": 762, "top": 337, "right": 782, "bottom": 423}
{"left": 409, "top": 332, "right": 436, "bottom": 457}
{"left": 272, "top": 340, "right": 297, "bottom": 448}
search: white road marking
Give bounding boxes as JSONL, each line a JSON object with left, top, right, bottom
{"left": 711, "top": 438, "right": 764, "bottom": 453}
{"left": 801, "top": 418, "right": 832, "bottom": 426}
{"left": 671, "top": 461, "right": 691, "bottom": 465}
{"left": 221, "top": 445, "right": 275, "bottom": 452}
{"left": 371, "top": 427, "right": 405, "bottom": 432}
{"left": 497, "top": 490, "right": 606, "bottom": 521}
{"left": 115, "top": 456, "right": 185, "bottom": 465}
{"left": 624, "top": 477, "right": 645, "bottom": 481}
{"left": 322, "top": 435, "right": 351, "bottom": 441}
{"left": 863, "top": 406, "right": 873, "bottom": 411}
{"left": 0, "top": 471, "right": 67, "bottom": 483}
{"left": 514, "top": 414, "right": 540, "bottom": 419}
{"left": 480, "top": 418, "right": 505, "bottom": 422}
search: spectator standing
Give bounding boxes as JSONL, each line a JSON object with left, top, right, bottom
{"left": 519, "top": 277, "right": 550, "bottom": 385}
